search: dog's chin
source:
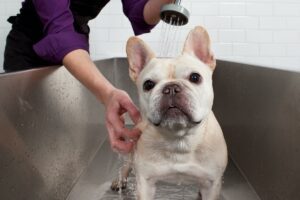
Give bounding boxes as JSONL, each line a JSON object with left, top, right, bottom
{"left": 150, "top": 107, "right": 201, "bottom": 130}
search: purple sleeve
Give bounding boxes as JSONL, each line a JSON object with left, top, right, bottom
{"left": 121, "top": 0, "right": 156, "bottom": 35}
{"left": 32, "top": 0, "right": 89, "bottom": 63}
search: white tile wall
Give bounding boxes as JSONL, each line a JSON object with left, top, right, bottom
{"left": 1, "top": 0, "right": 300, "bottom": 72}
{"left": 220, "top": 3, "right": 246, "bottom": 16}
{"left": 246, "top": 3, "right": 273, "bottom": 16}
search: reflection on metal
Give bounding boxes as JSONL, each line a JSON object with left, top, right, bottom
{"left": 0, "top": 58, "right": 299, "bottom": 200}
{"left": 0, "top": 64, "right": 111, "bottom": 200}
{"left": 213, "top": 60, "right": 300, "bottom": 200}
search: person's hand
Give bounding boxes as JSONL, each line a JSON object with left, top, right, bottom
{"left": 62, "top": 50, "right": 141, "bottom": 153}
{"left": 144, "top": 0, "right": 174, "bottom": 25}
{"left": 104, "top": 88, "right": 141, "bottom": 154}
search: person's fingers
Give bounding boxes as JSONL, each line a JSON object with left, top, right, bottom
{"left": 120, "top": 114, "right": 125, "bottom": 124}
{"left": 106, "top": 101, "right": 124, "bottom": 129}
{"left": 120, "top": 97, "right": 141, "bottom": 125}
{"left": 113, "top": 125, "right": 141, "bottom": 141}
{"left": 106, "top": 121, "right": 117, "bottom": 146}
{"left": 104, "top": 89, "right": 142, "bottom": 153}
{"left": 106, "top": 121, "right": 135, "bottom": 153}
{"left": 121, "top": 128, "right": 141, "bottom": 140}
{"left": 106, "top": 100, "right": 141, "bottom": 140}
{"left": 111, "top": 139, "right": 135, "bottom": 154}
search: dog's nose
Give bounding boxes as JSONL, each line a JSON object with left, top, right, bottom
{"left": 162, "top": 84, "right": 181, "bottom": 95}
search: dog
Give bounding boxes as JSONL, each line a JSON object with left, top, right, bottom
{"left": 111, "top": 26, "right": 228, "bottom": 200}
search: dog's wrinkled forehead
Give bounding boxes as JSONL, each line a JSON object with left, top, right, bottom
{"left": 137, "top": 58, "right": 171, "bottom": 83}
{"left": 126, "top": 26, "right": 216, "bottom": 83}
{"left": 137, "top": 55, "right": 212, "bottom": 85}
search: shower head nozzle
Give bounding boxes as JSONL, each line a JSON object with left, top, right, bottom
{"left": 160, "top": 3, "right": 190, "bottom": 26}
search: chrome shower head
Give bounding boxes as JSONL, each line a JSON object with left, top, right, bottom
{"left": 160, "top": 0, "right": 190, "bottom": 26}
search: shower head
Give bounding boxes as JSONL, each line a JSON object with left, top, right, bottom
{"left": 160, "top": 0, "right": 190, "bottom": 26}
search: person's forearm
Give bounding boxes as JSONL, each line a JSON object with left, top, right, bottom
{"left": 144, "top": 0, "right": 173, "bottom": 25}
{"left": 62, "top": 49, "right": 114, "bottom": 105}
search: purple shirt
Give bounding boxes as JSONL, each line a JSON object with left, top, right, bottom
{"left": 32, "top": 0, "right": 155, "bottom": 63}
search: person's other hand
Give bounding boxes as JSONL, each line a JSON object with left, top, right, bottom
{"left": 104, "top": 88, "right": 141, "bottom": 154}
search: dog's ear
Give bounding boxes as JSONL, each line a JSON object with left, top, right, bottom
{"left": 126, "top": 37, "right": 155, "bottom": 82}
{"left": 183, "top": 26, "right": 216, "bottom": 70}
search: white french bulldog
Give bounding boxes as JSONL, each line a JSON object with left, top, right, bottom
{"left": 111, "top": 26, "right": 228, "bottom": 200}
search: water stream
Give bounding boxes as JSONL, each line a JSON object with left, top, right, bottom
{"left": 159, "top": 17, "right": 183, "bottom": 58}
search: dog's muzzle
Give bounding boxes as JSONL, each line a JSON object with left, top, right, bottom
{"left": 149, "top": 83, "right": 201, "bottom": 127}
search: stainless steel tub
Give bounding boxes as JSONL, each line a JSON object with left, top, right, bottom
{"left": 0, "top": 58, "right": 299, "bottom": 200}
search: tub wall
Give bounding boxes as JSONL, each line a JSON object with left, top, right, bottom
{"left": 213, "top": 60, "right": 300, "bottom": 200}
{"left": 0, "top": 64, "right": 113, "bottom": 200}
{"left": 1, "top": 58, "right": 299, "bottom": 200}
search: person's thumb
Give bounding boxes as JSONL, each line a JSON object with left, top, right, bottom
{"left": 120, "top": 97, "right": 141, "bottom": 125}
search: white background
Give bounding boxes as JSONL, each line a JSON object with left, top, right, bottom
{"left": 1, "top": 0, "right": 300, "bottom": 72}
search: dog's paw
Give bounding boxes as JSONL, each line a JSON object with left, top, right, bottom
{"left": 110, "top": 179, "right": 127, "bottom": 191}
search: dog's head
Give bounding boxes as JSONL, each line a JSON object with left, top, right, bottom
{"left": 127, "top": 26, "right": 216, "bottom": 133}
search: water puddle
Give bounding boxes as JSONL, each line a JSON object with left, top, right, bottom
{"left": 96, "top": 172, "right": 201, "bottom": 200}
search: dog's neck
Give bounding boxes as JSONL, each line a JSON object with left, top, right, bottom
{"left": 139, "top": 115, "right": 209, "bottom": 155}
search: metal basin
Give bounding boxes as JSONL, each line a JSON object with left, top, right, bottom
{"left": 0, "top": 58, "right": 299, "bottom": 200}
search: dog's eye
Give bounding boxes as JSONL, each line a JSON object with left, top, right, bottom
{"left": 189, "top": 73, "right": 202, "bottom": 84}
{"left": 143, "top": 80, "right": 156, "bottom": 91}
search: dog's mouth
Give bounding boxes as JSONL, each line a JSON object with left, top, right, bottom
{"left": 164, "top": 106, "right": 186, "bottom": 118}
{"left": 151, "top": 106, "right": 201, "bottom": 127}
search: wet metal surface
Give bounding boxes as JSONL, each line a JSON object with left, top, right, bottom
{"left": 68, "top": 59, "right": 260, "bottom": 200}
{"left": 0, "top": 65, "right": 112, "bottom": 200}
{"left": 213, "top": 61, "right": 300, "bottom": 200}
{"left": 1, "top": 58, "right": 299, "bottom": 200}
{"left": 100, "top": 173, "right": 202, "bottom": 200}
{"left": 67, "top": 138, "right": 259, "bottom": 200}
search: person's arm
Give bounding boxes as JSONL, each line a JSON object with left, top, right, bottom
{"left": 122, "top": 0, "right": 173, "bottom": 35}
{"left": 143, "top": 0, "right": 173, "bottom": 25}
{"left": 33, "top": 0, "right": 141, "bottom": 153}
{"left": 63, "top": 50, "right": 141, "bottom": 153}
{"left": 32, "top": 0, "right": 88, "bottom": 63}
{"left": 63, "top": 49, "right": 113, "bottom": 103}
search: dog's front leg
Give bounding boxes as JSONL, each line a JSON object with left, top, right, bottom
{"left": 200, "top": 178, "right": 222, "bottom": 200}
{"left": 136, "top": 174, "right": 156, "bottom": 200}
{"left": 111, "top": 154, "right": 133, "bottom": 191}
